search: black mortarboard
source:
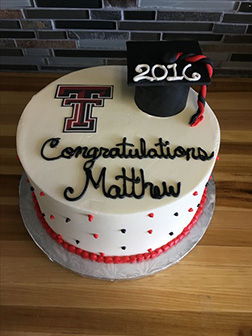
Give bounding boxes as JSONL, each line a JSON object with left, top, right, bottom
{"left": 127, "top": 41, "right": 213, "bottom": 126}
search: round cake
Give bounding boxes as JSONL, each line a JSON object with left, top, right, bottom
{"left": 17, "top": 65, "right": 220, "bottom": 263}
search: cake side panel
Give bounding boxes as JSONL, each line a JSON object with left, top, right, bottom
{"left": 27, "top": 172, "right": 209, "bottom": 257}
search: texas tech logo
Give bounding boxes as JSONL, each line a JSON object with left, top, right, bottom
{"left": 55, "top": 85, "right": 113, "bottom": 133}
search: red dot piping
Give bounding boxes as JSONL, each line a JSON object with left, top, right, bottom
{"left": 88, "top": 214, "right": 94, "bottom": 222}
{"left": 31, "top": 186, "right": 207, "bottom": 264}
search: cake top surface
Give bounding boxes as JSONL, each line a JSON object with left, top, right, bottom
{"left": 17, "top": 66, "right": 220, "bottom": 215}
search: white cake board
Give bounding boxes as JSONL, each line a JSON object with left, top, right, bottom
{"left": 19, "top": 173, "right": 215, "bottom": 281}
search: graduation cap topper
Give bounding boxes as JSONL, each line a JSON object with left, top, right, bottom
{"left": 127, "top": 41, "right": 213, "bottom": 127}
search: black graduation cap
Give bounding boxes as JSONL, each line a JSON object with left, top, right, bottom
{"left": 127, "top": 41, "right": 213, "bottom": 127}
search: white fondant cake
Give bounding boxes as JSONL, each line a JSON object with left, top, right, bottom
{"left": 17, "top": 66, "right": 220, "bottom": 262}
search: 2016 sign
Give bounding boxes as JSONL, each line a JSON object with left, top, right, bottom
{"left": 133, "top": 63, "right": 201, "bottom": 83}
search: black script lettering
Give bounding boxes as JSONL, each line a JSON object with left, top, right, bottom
{"left": 147, "top": 148, "right": 158, "bottom": 159}
{"left": 116, "top": 137, "right": 135, "bottom": 158}
{"left": 61, "top": 146, "right": 76, "bottom": 159}
{"left": 64, "top": 167, "right": 181, "bottom": 201}
{"left": 41, "top": 136, "right": 214, "bottom": 164}
{"left": 74, "top": 146, "right": 86, "bottom": 158}
{"left": 155, "top": 138, "right": 170, "bottom": 159}
{"left": 85, "top": 147, "right": 101, "bottom": 169}
{"left": 41, "top": 137, "right": 61, "bottom": 160}
{"left": 64, "top": 167, "right": 105, "bottom": 201}
{"left": 174, "top": 146, "right": 186, "bottom": 158}
{"left": 115, "top": 167, "right": 141, "bottom": 198}
{"left": 198, "top": 147, "right": 214, "bottom": 161}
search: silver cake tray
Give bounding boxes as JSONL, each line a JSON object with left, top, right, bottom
{"left": 19, "top": 174, "right": 215, "bottom": 281}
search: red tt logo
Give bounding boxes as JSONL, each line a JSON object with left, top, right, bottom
{"left": 55, "top": 85, "right": 113, "bottom": 133}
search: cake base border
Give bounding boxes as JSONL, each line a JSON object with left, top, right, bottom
{"left": 19, "top": 173, "right": 216, "bottom": 281}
